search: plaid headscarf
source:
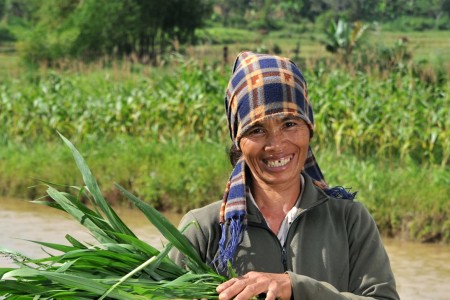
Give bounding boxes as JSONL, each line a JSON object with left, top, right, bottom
{"left": 216, "top": 51, "right": 355, "bottom": 271}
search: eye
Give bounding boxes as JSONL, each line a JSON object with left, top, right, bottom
{"left": 245, "top": 126, "right": 265, "bottom": 137}
{"left": 283, "top": 119, "right": 302, "bottom": 129}
{"left": 284, "top": 121, "right": 297, "bottom": 128}
{"left": 282, "top": 118, "right": 309, "bottom": 133}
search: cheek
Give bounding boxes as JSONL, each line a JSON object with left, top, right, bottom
{"left": 239, "top": 139, "right": 253, "bottom": 157}
{"left": 288, "top": 131, "right": 310, "bottom": 148}
{"left": 239, "top": 138, "right": 262, "bottom": 162}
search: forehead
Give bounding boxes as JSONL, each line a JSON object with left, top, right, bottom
{"left": 251, "top": 114, "right": 306, "bottom": 126}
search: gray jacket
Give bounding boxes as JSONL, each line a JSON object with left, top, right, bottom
{"left": 171, "top": 174, "right": 399, "bottom": 300}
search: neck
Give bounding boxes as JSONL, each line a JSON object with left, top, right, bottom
{"left": 249, "top": 174, "right": 302, "bottom": 234}
{"left": 250, "top": 175, "right": 301, "bottom": 213}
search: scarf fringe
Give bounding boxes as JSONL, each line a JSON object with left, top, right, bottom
{"left": 325, "top": 186, "right": 357, "bottom": 200}
{"left": 214, "top": 216, "right": 246, "bottom": 272}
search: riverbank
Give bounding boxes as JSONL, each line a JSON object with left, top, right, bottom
{"left": 0, "top": 137, "right": 448, "bottom": 243}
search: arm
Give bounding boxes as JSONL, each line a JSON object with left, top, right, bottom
{"left": 288, "top": 202, "right": 399, "bottom": 300}
{"left": 169, "top": 211, "right": 207, "bottom": 268}
{"left": 169, "top": 202, "right": 222, "bottom": 269}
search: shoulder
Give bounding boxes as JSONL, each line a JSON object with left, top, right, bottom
{"left": 324, "top": 192, "right": 368, "bottom": 214}
{"left": 330, "top": 198, "right": 372, "bottom": 220}
{"left": 182, "top": 200, "right": 222, "bottom": 225}
{"left": 315, "top": 193, "right": 375, "bottom": 228}
{"left": 324, "top": 197, "right": 381, "bottom": 240}
{"left": 178, "top": 200, "right": 222, "bottom": 236}
{"left": 176, "top": 201, "right": 223, "bottom": 263}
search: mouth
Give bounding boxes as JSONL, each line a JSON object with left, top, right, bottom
{"left": 264, "top": 154, "right": 294, "bottom": 168}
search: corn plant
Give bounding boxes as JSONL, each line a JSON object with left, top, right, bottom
{"left": 321, "top": 18, "right": 370, "bottom": 60}
{"left": 0, "top": 133, "right": 226, "bottom": 299}
{"left": 0, "top": 59, "right": 448, "bottom": 166}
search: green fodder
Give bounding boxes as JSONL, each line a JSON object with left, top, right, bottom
{"left": 0, "top": 135, "right": 226, "bottom": 299}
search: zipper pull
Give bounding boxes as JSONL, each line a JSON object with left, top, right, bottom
{"left": 281, "top": 247, "right": 288, "bottom": 271}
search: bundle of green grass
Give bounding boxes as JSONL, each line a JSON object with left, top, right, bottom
{"left": 0, "top": 134, "right": 226, "bottom": 299}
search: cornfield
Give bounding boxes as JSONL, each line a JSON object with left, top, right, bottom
{"left": 0, "top": 61, "right": 447, "bottom": 166}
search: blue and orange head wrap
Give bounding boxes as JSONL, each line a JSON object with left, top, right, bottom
{"left": 216, "top": 51, "right": 355, "bottom": 271}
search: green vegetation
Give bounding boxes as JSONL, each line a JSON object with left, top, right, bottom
{"left": 0, "top": 57, "right": 448, "bottom": 242}
{"left": 1, "top": 59, "right": 447, "bottom": 165}
{"left": 0, "top": 135, "right": 226, "bottom": 299}
{"left": 1, "top": 0, "right": 449, "bottom": 65}
{"left": 0, "top": 138, "right": 231, "bottom": 211}
{"left": 0, "top": 0, "right": 448, "bottom": 246}
{"left": 1, "top": 0, "right": 212, "bottom": 65}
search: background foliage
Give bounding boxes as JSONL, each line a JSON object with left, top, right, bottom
{"left": 0, "top": 0, "right": 213, "bottom": 64}
{"left": 0, "top": 0, "right": 449, "bottom": 64}
{"left": 0, "top": 0, "right": 448, "bottom": 243}
{"left": 0, "top": 60, "right": 448, "bottom": 166}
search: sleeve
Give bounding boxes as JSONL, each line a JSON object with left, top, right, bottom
{"left": 168, "top": 211, "right": 209, "bottom": 268}
{"left": 288, "top": 202, "right": 399, "bottom": 300}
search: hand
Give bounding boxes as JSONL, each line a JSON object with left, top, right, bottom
{"left": 216, "top": 271, "right": 292, "bottom": 300}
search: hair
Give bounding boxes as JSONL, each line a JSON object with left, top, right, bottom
{"left": 228, "top": 144, "right": 242, "bottom": 167}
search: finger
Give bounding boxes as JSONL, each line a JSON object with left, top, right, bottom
{"left": 233, "top": 283, "right": 261, "bottom": 300}
{"left": 264, "top": 280, "right": 279, "bottom": 300}
{"left": 216, "top": 277, "right": 239, "bottom": 293}
{"left": 219, "top": 278, "right": 252, "bottom": 300}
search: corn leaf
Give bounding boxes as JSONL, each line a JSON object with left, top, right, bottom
{"left": 46, "top": 186, "right": 115, "bottom": 244}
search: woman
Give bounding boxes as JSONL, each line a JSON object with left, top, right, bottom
{"left": 171, "top": 51, "right": 399, "bottom": 300}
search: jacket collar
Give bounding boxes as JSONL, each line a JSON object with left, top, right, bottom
{"left": 246, "top": 173, "right": 329, "bottom": 224}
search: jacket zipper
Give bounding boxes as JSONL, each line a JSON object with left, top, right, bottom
{"left": 281, "top": 198, "right": 328, "bottom": 271}
{"left": 281, "top": 247, "right": 288, "bottom": 271}
{"left": 249, "top": 198, "right": 329, "bottom": 272}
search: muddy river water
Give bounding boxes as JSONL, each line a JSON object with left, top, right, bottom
{"left": 1, "top": 197, "right": 449, "bottom": 299}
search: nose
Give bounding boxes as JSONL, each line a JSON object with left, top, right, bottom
{"left": 264, "top": 128, "right": 284, "bottom": 152}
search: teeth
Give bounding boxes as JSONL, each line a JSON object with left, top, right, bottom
{"left": 266, "top": 155, "right": 292, "bottom": 167}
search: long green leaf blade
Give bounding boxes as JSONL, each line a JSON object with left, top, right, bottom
{"left": 58, "top": 132, "right": 136, "bottom": 238}
{"left": 115, "top": 184, "right": 210, "bottom": 273}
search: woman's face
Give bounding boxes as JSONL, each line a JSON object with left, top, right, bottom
{"left": 239, "top": 115, "right": 310, "bottom": 188}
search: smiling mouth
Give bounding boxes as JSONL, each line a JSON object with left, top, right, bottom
{"left": 264, "top": 155, "right": 294, "bottom": 168}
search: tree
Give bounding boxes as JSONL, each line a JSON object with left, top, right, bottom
{"left": 214, "top": 0, "right": 252, "bottom": 26}
{"left": 0, "top": 0, "right": 5, "bottom": 20}
{"left": 443, "top": 0, "right": 450, "bottom": 16}
{"left": 2, "top": 0, "right": 40, "bottom": 22}
{"left": 17, "top": 0, "right": 213, "bottom": 64}
{"left": 347, "top": 0, "right": 380, "bottom": 21}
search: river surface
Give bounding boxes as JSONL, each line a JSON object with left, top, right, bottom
{"left": 1, "top": 197, "right": 449, "bottom": 299}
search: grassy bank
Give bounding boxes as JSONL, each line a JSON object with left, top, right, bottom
{"left": 0, "top": 138, "right": 231, "bottom": 212}
{"left": 0, "top": 138, "right": 448, "bottom": 243}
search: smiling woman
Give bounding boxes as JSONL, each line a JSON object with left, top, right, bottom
{"left": 170, "top": 51, "right": 400, "bottom": 300}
